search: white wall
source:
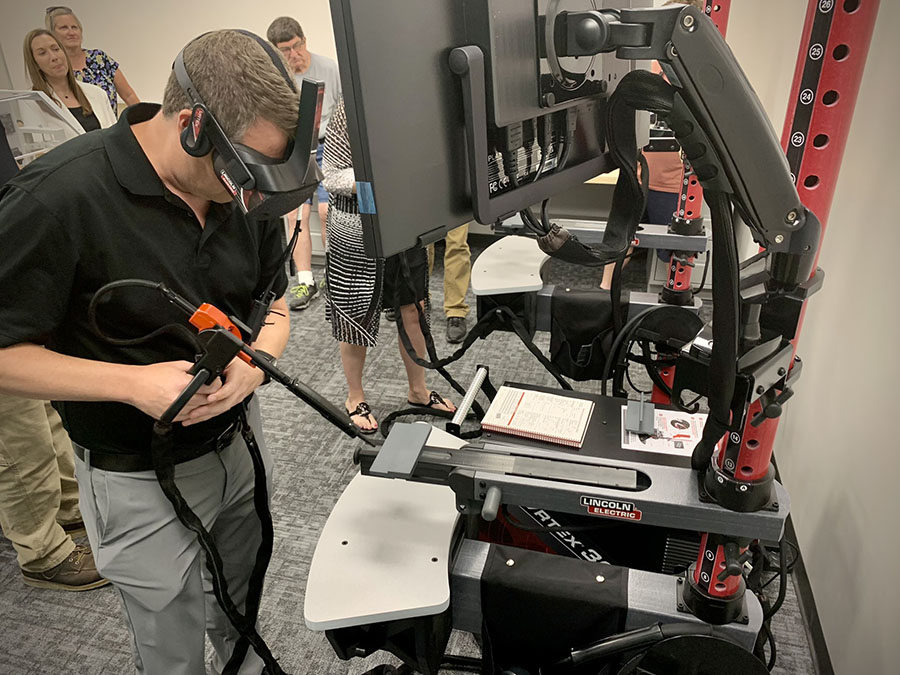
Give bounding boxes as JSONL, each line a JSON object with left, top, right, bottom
{"left": 0, "top": 0, "right": 337, "bottom": 102}
{"left": 728, "top": 2, "right": 900, "bottom": 674}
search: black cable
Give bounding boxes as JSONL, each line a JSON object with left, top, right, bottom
{"left": 601, "top": 306, "right": 669, "bottom": 396}
{"left": 690, "top": 191, "right": 740, "bottom": 471}
{"left": 524, "top": 118, "right": 536, "bottom": 176}
{"left": 520, "top": 207, "right": 548, "bottom": 236}
{"left": 624, "top": 362, "right": 651, "bottom": 395}
{"left": 692, "top": 250, "right": 710, "bottom": 293}
{"left": 439, "top": 654, "right": 482, "bottom": 673}
{"left": 635, "top": 339, "right": 675, "bottom": 400}
{"left": 764, "top": 622, "right": 777, "bottom": 671}
{"left": 763, "top": 538, "right": 788, "bottom": 621}
{"left": 394, "top": 252, "right": 477, "bottom": 414}
{"left": 540, "top": 198, "right": 552, "bottom": 233}
{"left": 555, "top": 135, "right": 570, "bottom": 174}
{"left": 88, "top": 279, "right": 202, "bottom": 349}
{"left": 783, "top": 539, "right": 800, "bottom": 573}
{"left": 533, "top": 142, "right": 550, "bottom": 183}
{"left": 759, "top": 572, "right": 782, "bottom": 592}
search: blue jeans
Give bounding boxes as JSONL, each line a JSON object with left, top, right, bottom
{"left": 648, "top": 189, "right": 681, "bottom": 262}
{"left": 306, "top": 141, "right": 329, "bottom": 206}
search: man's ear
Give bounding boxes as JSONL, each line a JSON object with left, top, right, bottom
{"left": 176, "top": 108, "right": 193, "bottom": 131}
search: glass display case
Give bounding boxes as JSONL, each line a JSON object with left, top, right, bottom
{"left": 0, "top": 89, "right": 83, "bottom": 169}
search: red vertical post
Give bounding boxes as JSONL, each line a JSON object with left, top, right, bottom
{"left": 750, "top": 0, "right": 879, "bottom": 480}
{"left": 685, "top": 0, "right": 879, "bottom": 625}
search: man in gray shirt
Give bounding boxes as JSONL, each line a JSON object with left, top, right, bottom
{"left": 267, "top": 16, "right": 342, "bottom": 310}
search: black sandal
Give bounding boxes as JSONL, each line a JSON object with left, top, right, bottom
{"left": 407, "top": 390, "right": 453, "bottom": 411}
{"left": 347, "top": 401, "right": 378, "bottom": 435}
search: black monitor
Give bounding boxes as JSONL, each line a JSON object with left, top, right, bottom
{"left": 330, "top": 0, "right": 807, "bottom": 262}
{"left": 329, "top": 0, "right": 637, "bottom": 258}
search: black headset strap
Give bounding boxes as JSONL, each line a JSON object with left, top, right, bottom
{"left": 172, "top": 29, "right": 299, "bottom": 177}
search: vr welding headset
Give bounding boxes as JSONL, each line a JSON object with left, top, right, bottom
{"left": 173, "top": 30, "right": 324, "bottom": 220}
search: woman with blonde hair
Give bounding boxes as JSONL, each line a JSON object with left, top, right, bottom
{"left": 46, "top": 5, "right": 139, "bottom": 111}
{"left": 24, "top": 28, "right": 115, "bottom": 133}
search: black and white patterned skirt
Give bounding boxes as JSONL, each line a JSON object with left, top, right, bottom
{"left": 324, "top": 204, "right": 384, "bottom": 347}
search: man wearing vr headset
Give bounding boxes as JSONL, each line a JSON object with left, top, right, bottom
{"left": 0, "top": 30, "right": 305, "bottom": 674}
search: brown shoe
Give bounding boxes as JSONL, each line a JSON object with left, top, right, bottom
{"left": 60, "top": 520, "right": 87, "bottom": 538}
{"left": 22, "top": 544, "right": 110, "bottom": 591}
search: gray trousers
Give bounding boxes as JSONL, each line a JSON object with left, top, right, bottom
{"left": 74, "top": 401, "right": 272, "bottom": 675}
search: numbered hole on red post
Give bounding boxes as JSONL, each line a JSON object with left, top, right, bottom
{"left": 843, "top": 0, "right": 860, "bottom": 12}
{"left": 832, "top": 44, "right": 850, "bottom": 61}
{"left": 715, "top": 582, "right": 728, "bottom": 593}
{"left": 822, "top": 90, "right": 840, "bottom": 106}
{"left": 746, "top": 439, "right": 760, "bottom": 450}
{"left": 803, "top": 175, "right": 820, "bottom": 189}
{"left": 741, "top": 465, "right": 755, "bottom": 476}
{"left": 813, "top": 134, "right": 830, "bottom": 148}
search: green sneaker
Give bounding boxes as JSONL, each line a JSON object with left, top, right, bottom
{"left": 288, "top": 282, "right": 318, "bottom": 311}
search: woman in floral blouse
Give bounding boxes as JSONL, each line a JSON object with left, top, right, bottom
{"left": 46, "top": 6, "right": 139, "bottom": 112}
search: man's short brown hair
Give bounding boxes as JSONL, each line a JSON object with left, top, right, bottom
{"left": 162, "top": 30, "right": 298, "bottom": 141}
{"left": 266, "top": 17, "right": 304, "bottom": 46}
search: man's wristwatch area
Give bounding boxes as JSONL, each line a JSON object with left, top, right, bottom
{"left": 254, "top": 350, "right": 278, "bottom": 385}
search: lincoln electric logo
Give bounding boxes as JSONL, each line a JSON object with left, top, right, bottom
{"left": 191, "top": 108, "right": 204, "bottom": 142}
{"left": 580, "top": 496, "right": 643, "bottom": 521}
{"left": 218, "top": 170, "right": 239, "bottom": 197}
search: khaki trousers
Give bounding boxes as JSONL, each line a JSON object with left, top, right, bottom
{"left": 428, "top": 223, "right": 471, "bottom": 318}
{"left": 0, "top": 394, "right": 80, "bottom": 572}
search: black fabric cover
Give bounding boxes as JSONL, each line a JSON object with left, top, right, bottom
{"left": 536, "top": 70, "right": 676, "bottom": 270}
{"left": 549, "top": 289, "right": 617, "bottom": 381}
{"left": 481, "top": 544, "right": 628, "bottom": 673}
{"left": 0, "top": 134, "right": 18, "bottom": 185}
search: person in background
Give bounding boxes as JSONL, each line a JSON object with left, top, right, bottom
{"left": 0, "top": 395, "right": 108, "bottom": 591}
{"left": 323, "top": 97, "right": 455, "bottom": 434}
{"left": 267, "top": 16, "right": 342, "bottom": 311}
{"left": 46, "top": 5, "right": 139, "bottom": 112}
{"left": 600, "top": 0, "right": 701, "bottom": 290}
{"left": 24, "top": 28, "right": 115, "bottom": 133}
{"left": 427, "top": 224, "right": 473, "bottom": 344}
{"left": 0, "top": 134, "right": 106, "bottom": 593}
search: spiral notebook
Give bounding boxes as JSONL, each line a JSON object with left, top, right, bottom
{"left": 481, "top": 386, "right": 594, "bottom": 448}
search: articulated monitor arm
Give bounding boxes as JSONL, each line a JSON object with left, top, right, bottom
{"left": 554, "top": 5, "right": 824, "bottom": 508}
{"left": 559, "top": 4, "right": 821, "bottom": 289}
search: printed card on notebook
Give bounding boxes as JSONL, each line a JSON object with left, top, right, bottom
{"left": 482, "top": 386, "right": 594, "bottom": 448}
{"left": 620, "top": 406, "right": 707, "bottom": 457}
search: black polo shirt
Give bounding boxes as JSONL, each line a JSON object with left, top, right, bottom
{"left": 0, "top": 104, "right": 288, "bottom": 455}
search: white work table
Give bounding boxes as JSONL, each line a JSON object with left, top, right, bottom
{"left": 304, "top": 426, "right": 463, "bottom": 631}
